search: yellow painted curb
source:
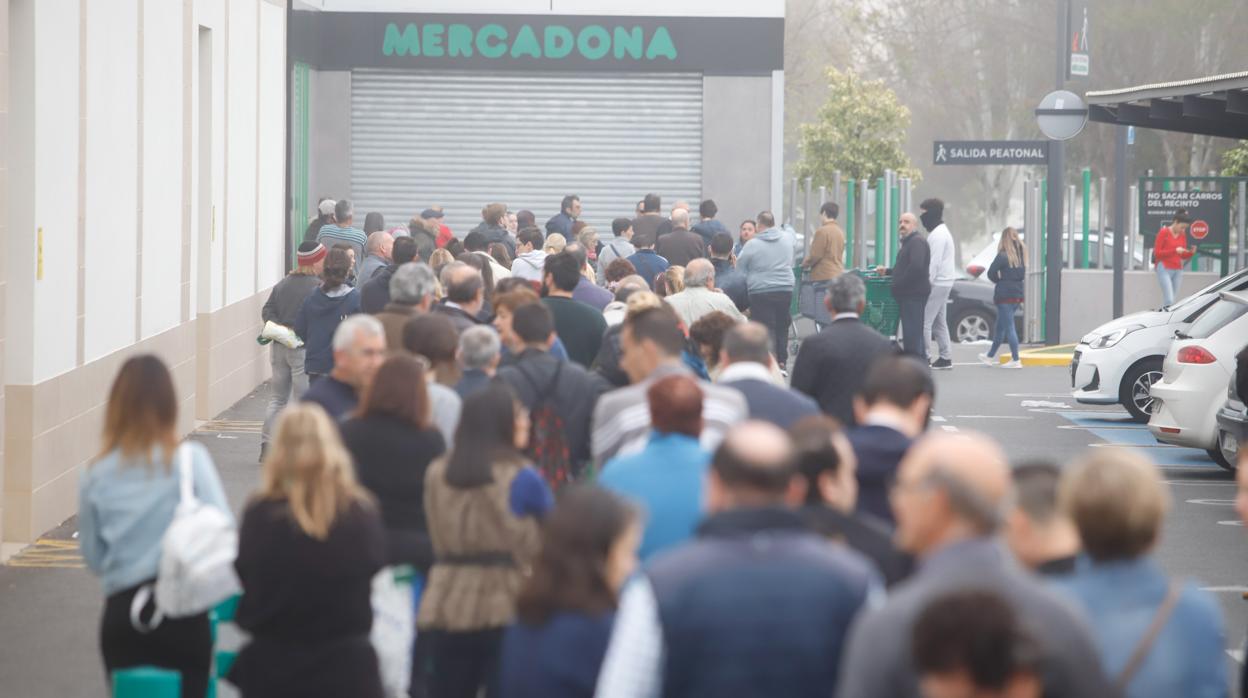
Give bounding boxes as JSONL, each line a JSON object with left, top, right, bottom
{"left": 1009, "top": 343, "right": 1075, "bottom": 367}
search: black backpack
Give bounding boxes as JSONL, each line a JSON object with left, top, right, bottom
{"left": 517, "top": 361, "right": 575, "bottom": 488}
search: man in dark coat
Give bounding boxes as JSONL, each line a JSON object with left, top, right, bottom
{"left": 360, "top": 236, "right": 419, "bottom": 314}
{"left": 877, "top": 212, "right": 931, "bottom": 358}
{"left": 791, "top": 274, "right": 897, "bottom": 426}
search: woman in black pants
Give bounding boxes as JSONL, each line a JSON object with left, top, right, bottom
{"left": 80, "top": 356, "right": 232, "bottom": 697}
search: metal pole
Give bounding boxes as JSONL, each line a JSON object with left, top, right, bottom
{"left": 883, "top": 170, "right": 894, "bottom": 264}
{"left": 1128, "top": 184, "right": 1139, "bottom": 271}
{"left": 1081, "top": 168, "right": 1091, "bottom": 269}
{"left": 1097, "top": 175, "right": 1107, "bottom": 269}
{"left": 1044, "top": 0, "right": 1068, "bottom": 345}
{"left": 876, "top": 179, "right": 886, "bottom": 267}
{"left": 788, "top": 177, "right": 798, "bottom": 228}
{"left": 1239, "top": 180, "right": 1247, "bottom": 272}
{"left": 1067, "top": 184, "right": 1076, "bottom": 269}
{"left": 832, "top": 172, "right": 842, "bottom": 208}
{"left": 1023, "top": 180, "right": 1036, "bottom": 342}
{"left": 1112, "top": 126, "right": 1128, "bottom": 316}
{"left": 803, "top": 177, "right": 814, "bottom": 257}
{"left": 858, "top": 179, "right": 869, "bottom": 269}
{"left": 845, "top": 179, "right": 856, "bottom": 269}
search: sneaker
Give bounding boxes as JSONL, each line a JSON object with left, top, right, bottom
{"left": 978, "top": 353, "right": 997, "bottom": 366}
{"left": 1003, "top": 360, "right": 1023, "bottom": 369}
{"left": 931, "top": 358, "right": 953, "bottom": 371}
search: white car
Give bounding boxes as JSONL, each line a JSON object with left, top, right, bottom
{"left": 1148, "top": 291, "right": 1248, "bottom": 467}
{"left": 1072, "top": 269, "right": 1248, "bottom": 422}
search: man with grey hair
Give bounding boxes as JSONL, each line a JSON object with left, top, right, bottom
{"left": 656, "top": 199, "right": 691, "bottom": 238}
{"left": 656, "top": 207, "right": 706, "bottom": 268}
{"left": 375, "top": 262, "right": 437, "bottom": 350}
{"left": 717, "top": 322, "right": 818, "bottom": 429}
{"left": 301, "top": 314, "right": 386, "bottom": 421}
{"left": 456, "top": 325, "right": 501, "bottom": 398}
{"left": 316, "top": 199, "right": 368, "bottom": 271}
{"left": 662, "top": 258, "right": 746, "bottom": 329}
{"left": 357, "top": 230, "right": 394, "bottom": 284}
{"left": 433, "top": 261, "right": 486, "bottom": 333}
{"left": 838, "top": 433, "right": 1109, "bottom": 697}
{"left": 791, "top": 273, "right": 898, "bottom": 426}
{"left": 566, "top": 241, "right": 614, "bottom": 311}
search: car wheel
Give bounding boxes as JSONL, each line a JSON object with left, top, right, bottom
{"left": 1119, "top": 357, "right": 1164, "bottom": 424}
{"left": 953, "top": 309, "right": 993, "bottom": 343}
{"left": 1208, "top": 446, "right": 1234, "bottom": 472}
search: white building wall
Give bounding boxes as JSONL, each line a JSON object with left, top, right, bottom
{"left": 225, "top": 0, "right": 258, "bottom": 306}
{"left": 84, "top": 0, "right": 139, "bottom": 364}
{"left": 257, "top": 1, "right": 287, "bottom": 289}
{"left": 141, "top": 0, "right": 187, "bottom": 340}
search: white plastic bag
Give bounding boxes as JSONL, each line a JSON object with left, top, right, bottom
{"left": 370, "top": 566, "right": 414, "bottom": 698}
{"left": 260, "top": 320, "right": 303, "bottom": 349}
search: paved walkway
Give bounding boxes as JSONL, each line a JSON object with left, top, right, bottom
{"left": 0, "top": 383, "right": 272, "bottom": 697}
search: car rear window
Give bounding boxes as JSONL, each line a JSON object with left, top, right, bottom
{"left": 1187, "top": 299, "right": 1248, "bottom": 339}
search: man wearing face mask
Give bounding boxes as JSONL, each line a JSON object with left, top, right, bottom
{"left": 920, "top": 199, "right": 957, "bottom": 370}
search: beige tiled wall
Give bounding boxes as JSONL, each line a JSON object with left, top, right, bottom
{"left": 2, "top": 288, "right": 271, "bottom": 544}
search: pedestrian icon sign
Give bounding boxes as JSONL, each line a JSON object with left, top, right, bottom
{"left": 936, "top": 144, "right": 948, "bottom": 163}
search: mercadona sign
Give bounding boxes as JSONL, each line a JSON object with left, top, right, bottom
{"left": 383, "top": 22, "right": 678, "bottom": 62}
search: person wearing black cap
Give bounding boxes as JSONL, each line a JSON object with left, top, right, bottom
{"left": 260, "top": 241, "right": 326, "bottom": 459}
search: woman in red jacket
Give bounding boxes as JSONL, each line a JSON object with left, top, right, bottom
{"left": 1154, "top": 211, "right": 1195, "bottom": 307}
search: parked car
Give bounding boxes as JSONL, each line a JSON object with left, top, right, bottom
{"left": 1214, "top": 367, "right": 1245, "bottom": 471}
{"left": 1072, "top": 268, "right": 1248, "bottom": 422}
{"left": 965, "top": 229, "right": 1144, "bottom": 279}
{"left": 1148, "top": 291, "right": 1248, "bottom": 468}
{"left": 946, "top": 278, "right": 1025, "bottom": 343}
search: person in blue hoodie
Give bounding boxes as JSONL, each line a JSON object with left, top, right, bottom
{"left": 295, "top": 247, "right": 361, "bottom": 383}
{"left": 736, "top": 211, "right": 797, "bottom": 369}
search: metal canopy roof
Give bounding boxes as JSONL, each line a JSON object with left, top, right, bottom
{"left": 1085, "top": 70, "right": 1248, "bottom": 139}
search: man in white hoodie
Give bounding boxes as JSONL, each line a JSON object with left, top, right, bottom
{"left": 920, "top": 198, "right": 957, "bottom": 370}
{"left": 511, "top": 225, "right": 548, "bottom": 283}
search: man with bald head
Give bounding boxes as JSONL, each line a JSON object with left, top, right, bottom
{"left": 656, "top": 199, "right": 691, "bottom": 238}
{"left": 432, "top": 261, "right": 485, "bottom": 333}
{"left": 597, "top": 421, "right": 880, "bottom": 698}
{"left": 718, "top": 322, "right": 818, "bottom": 429}
{"left": 837, "top": 432, "right": 1111, "bottom": 697}
{"left": 656, "top": 207, "right": 706, "bottom": 268}
{"left": 662, "top": 258, "right": 746, "bottom": 327}
{"left": 876, "top": 212, "right": 932, "bottom": 358}
{"left": 358, "top": 230, "right": 394, "bottom": 284}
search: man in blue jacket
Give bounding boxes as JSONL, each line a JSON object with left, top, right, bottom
{"left": 545, "top": 194, "right": 580, "bottom": 237}
{"left": 736, "top": 211, "right": 797, "bottom": 369}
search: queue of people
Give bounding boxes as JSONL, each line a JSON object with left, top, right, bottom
{"left": 77, "top": 191, "right": 1243, "bottom": 698}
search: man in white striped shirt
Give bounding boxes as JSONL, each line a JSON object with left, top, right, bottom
{"left": 591, "top": 305, "right": 747, "bottom": 471}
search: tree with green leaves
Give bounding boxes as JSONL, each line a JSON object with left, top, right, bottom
{"left": 796, "top": 68, "right": 920, "bottom": 185}
{"left": 1221, "top": 141, "right": 1248, "bottom": 178}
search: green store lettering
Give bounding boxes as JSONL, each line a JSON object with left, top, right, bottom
{"left": 383, "top": 22, "right": 678, "bottom": 61}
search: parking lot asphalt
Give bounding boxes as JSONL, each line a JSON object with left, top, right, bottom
{"left": 0, "top": 344, "right": 1243, "bottom": 696}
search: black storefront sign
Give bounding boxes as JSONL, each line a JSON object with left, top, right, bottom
{"left": 289, "top": 12, "right": 784, "bottom": 75}
{"left": 932, "top": 140, "right": 1050, "bottom": 166}
{"left": 1139, "top": 180, "right": 1231, "bottom": 249}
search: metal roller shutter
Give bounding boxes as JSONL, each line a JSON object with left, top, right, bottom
{"left": 351, "top": 69, "right": 703, "bottom": 237}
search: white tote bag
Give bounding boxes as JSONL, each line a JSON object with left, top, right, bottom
{"left": 370, "top": 566, "right": 415, "bottom": 698}
{"left": 152, "top": 443, "right": 241, "bottom": 621}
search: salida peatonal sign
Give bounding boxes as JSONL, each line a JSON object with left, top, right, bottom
{"left": 933, "top": 140, "right": 1050, "bottom": 166}
{"left": 289, "top": 12, "right": 784, "bottom": 75}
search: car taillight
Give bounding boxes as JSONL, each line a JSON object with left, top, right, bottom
{"left": 1177, "top": 346, "right": 1217, "bottom": 364}
{"left": 967, "top": 265, "right": 985, "bottom": 278}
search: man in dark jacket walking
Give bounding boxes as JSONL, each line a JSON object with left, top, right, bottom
{"left": 595, "top": 421, "right": 881, "bottom": 697}
{"left": 497, "top": 303, "right": 608, "bottom": 475}
{"left": 791, "top": 274, "right": 897, "bottom": 426}
{"left": 708, "top": 232, "right": 749, "bottom": 311}
{"left": 260, "top": 241, "right": 326, "bottom": 458}
{"left": 545, "top": 194, "right": 580, "bottom": 237}
{"left": 877, "top": 212, "right": 931, "bottom": 358}
{"left": 691, "top": 199, "right": 731, "bottom": 247}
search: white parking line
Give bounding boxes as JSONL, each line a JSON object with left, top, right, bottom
{"left": 1164, "top": 480, "right": 1238, "bottom": 486}
{"left": 954, "top": 415, "right": 1032, "bottom": 420}
{"left": 931, "top": 416, "right": 947, "bottom": 423}
{"left": 941, "top": 425, "right": 959, "bottom": 433}
{"left": 1201, "top": 586, "right": 1248, "bottom": 593}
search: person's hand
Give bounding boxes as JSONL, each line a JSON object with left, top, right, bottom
{"left": 874, "top": 266, "right": 886, "bottom": 275}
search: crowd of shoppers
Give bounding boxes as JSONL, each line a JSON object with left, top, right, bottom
{"left": 79, "top": 191, "right": 1245, "bottom": 698}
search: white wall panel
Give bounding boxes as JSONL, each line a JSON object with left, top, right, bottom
{"left": 225, "top": 0, "right": 258, "bottom": 305}
{"left": 256, "top": 2, "right": 286, "bottom": 289}
{"left": 141, "top": 0, "right": 186, "bottom": 338}
{"left": 8, "top": 0, "right": 38, "bottom": 383}
{"left": 84, "top": 0, "right": 139, "bottom": 363}
{"left": 31, "top": 0, "right": 82, "bottom": 382}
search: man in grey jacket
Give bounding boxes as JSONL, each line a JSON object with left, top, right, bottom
{"left": 736, "top": 211, "right": 797, "bottom": 369}
{"left": 837, "top": 432, "right": 1111, "bottom": 697}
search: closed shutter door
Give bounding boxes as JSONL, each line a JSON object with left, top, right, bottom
{"left": 351, "top": 69, "right": 702, "bottom": 238}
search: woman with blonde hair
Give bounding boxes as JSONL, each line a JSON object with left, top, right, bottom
{"left": 979, "top": 226, "right": 1026, "bottom": 368}
{"left": 655, "top": 265, "right": 686, "bottom": 298}
{"left": 80, "top": 355, "right": 231, "bottom": 698}
{"left": 543, "top": 232, "right": 567, "bottom": 255}
{"left": 230, "top": 404, "right": 386, "bottom": 698}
